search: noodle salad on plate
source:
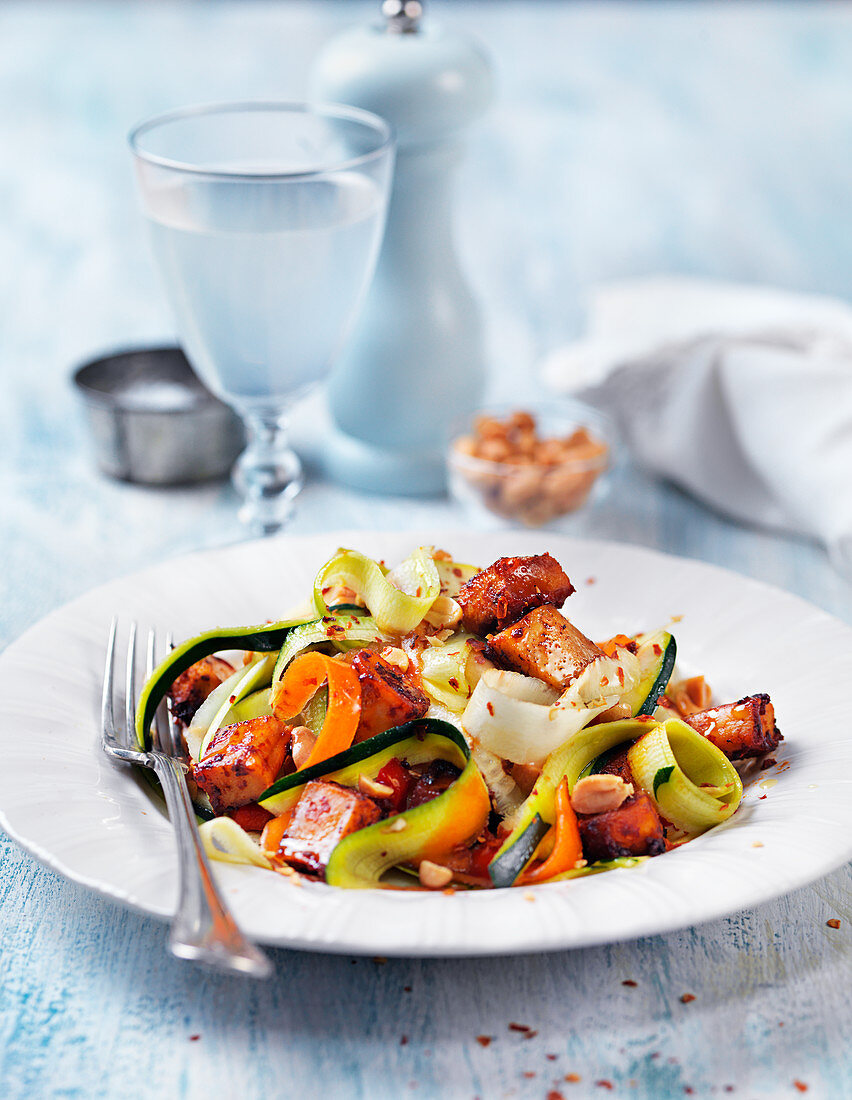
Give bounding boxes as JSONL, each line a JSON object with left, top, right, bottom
{"left": 135, "top": 547, "right": 781, "bottom": 891}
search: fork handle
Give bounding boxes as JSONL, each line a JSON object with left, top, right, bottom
{"left": 150, "top": 752, "right": 273, "bottom": 978}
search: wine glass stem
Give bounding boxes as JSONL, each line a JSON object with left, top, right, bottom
{"left": 232, "top": 407, "right": 303, "bottom": 537}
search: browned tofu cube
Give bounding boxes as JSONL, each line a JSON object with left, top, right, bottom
{"left": 596, "top": 746, "right": 636, "bottom": 786}
{"left": 192, "top": 715, "right": 289, "bottom": 814}
{"left": 485, "top": 605, "right": 603, "bottom": 689}
{"left": 686, "top": 694, "right": 781, "bottom": 760}
{"left": 455, "top": 553, "right": 575, "bottom": 635}
{"left": 578, "top": 791, "right": 666, "bottom": 862}
{"left": 346, "top": 649, "right": 429, "bottom": 742}
{"left": 168, "top": 656, "right": 234, "bottom": 727}
{"left": 276, "top": 780, "right": 381, "bottom": 874}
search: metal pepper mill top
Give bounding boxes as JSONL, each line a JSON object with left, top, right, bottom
{"left": 311, "top": 0, "right": 493, "bottom": 495}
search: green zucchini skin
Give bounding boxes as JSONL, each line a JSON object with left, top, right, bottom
{"left": 135, "top": 619, "right": 303, "bottom": 751}
{"left": 270, "top": 613, "right": 382, "bottom": 691}
{"left": 257, "top": 717, "right": 470, "bottom": 804}
{"left": 488, "top": 814, "right": 549, "bottom": 888}
{"left": 631, "top": 632, "right": 677, "bottom": 716}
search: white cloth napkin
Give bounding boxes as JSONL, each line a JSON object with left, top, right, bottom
{"left": 541, "top": 277, "right": 852, "bottom": 571}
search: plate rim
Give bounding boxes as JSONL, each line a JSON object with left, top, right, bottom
{"left": 2, "top": 529, "right": 852, "bottom": 957}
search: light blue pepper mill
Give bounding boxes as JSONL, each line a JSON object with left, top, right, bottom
{"left": 311, "top": 0, "right": 493, "bottom": 495}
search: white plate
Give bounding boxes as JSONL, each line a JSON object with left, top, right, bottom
{"left": 2, "top": 531, "right": 851, "bottom": 957}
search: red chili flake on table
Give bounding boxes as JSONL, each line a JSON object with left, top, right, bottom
{"left": 622, "top": 979, "right": 638, "bottom": 987}
{"left": 523, "top": 1031, "right": 538, "bottom": 1040}
{"left": 793, "top": 1082, "right": 808, "bottom": 1093}
{"left": 509, "top": 1022, "right": 532, "bottom": 1032}
{"left": 546, "top": 1053, "right": 558, "bottom": 1061}
{"left": 189, "top": 1034, "right": 200, "bottom": 1042}
{"left": 595, "top": 1082, "right": 614, "bottom": 1091}
{"left": 680, "top": 993, "right": 696, "bottom": 1004}
{"left": 685, "top": 1089, "right": 694, "bottom": 1096}
{"left": 564, "top": 1074, "right": 581, "bottom": 1083}
{"left": 404, "top": 985, "right": 412, "bottom": 992}
{"left": 475, "top": 1036, "right": 492, "bottom": 1048}
{"left": 826, "top": 918, "right": 841, "bottom": 929}
{"left": 400, "top": 1036, "right": 409, "bottom": 1046}
{"left": 523, "top": 1071, "right": 536, "bottom": 1079}
{"left": 547, "top": 1092, "right": 565, "bottom": 1100}
{"left": 586, "top": 577, "right": 596, "bottom": 585}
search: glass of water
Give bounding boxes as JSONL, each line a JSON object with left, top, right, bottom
{"left": 130, "top": 102, "right": 394, "bottom": 534}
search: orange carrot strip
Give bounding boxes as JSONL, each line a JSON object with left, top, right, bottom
{"left": 270, "top": 651, "right": 361, "bottom": 769}
{"left": 521, "top": 777, "right": 583, "bottom": 884}
{"left": 260, "top": 808, "right": 295, "bottom": 857}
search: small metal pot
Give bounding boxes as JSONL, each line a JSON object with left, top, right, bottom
{"left": 73, "top": 347, "right": 245, "bottom": 485}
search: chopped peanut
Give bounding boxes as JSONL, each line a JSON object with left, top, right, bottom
{"left": 418, "top": 860, "right": 454, "bottom": 889}
{"left": 380, "top": 646, "right": 410, "bottom": 672}
{"left": 570, "top": 774, "right": 634, "bottom": 815}
{"left": 358, "top": 774, "right": 395, "bottom": 799}
{"left": 290, "top": 725, "right": 316, "bottom": 770}
{"left": 423, "top": 595, "right": 463, "bottom": 630}
{"left": 451, "top": 410, "right": 608, "bottom": 527}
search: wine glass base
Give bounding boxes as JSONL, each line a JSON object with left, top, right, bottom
{"left": 237, "top": 485, "right": 302, "bottom": 537}
{"left": 232, "top": 424, "right": 303, "bottom": 537}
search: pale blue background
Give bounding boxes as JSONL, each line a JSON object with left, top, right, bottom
{"left": 2, "top": 3, "right": 851, "bottom": 1098}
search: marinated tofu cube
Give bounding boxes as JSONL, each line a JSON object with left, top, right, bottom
{"left": 577, "top": 791, "right": 666, "bottom": 862}
{"left": 596, "top": 746, "right": 636, "bottom": 786}
{"left": 686, "top": 694, "right": 781, "bottom": 760}
{"left": 168, "top": 655, "right": 234, "bottom": 726}
{"left": 455, "top": 553, "right": 575, "bottom": 635}
{"left": 346, "top": 649, "right": 429, "bottom": 742}
{"left": 276, "top": 780, "right": 381, "bottom": 874}
{"left": 192, "top": 715, "right": 289, "bottom": 814}
{"left": 485, "top": 605, "right": 603, "bottom": 690}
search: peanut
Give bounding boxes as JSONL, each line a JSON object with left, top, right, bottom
{"left": 424, "top": 595, "right": 462, "bottom": 630}
{"left": 570, "top": 774, "right": 634, "bottom": 815}
{"left": 380, "top": 646, "right": 410, "bottom": 671}
{"left": 418, "top": 860, "right": 454, "bottom": 889}
{"left": 290, "top": 725, "right": 316, "bottom": 770}
{"left": 358, "top": 774, "right": 395, "bottom": 799}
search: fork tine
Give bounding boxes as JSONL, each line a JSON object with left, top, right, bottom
{"left": 125, "top": 621, "right": 137, "bottom": 748}
{"left": 102, "top": 616, "right": 118, "bottom": 738}
{"left": 148, "top": 627, "right": 170, "bottom": 753}
{"left": 165, "top": 630, "right": 180, "bottom": 757}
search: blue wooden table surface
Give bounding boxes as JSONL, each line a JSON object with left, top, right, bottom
{"left": 2, "top": 2, "right": 851, "bottom": 1097}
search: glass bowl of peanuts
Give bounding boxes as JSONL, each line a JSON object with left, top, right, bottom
{"left": 447, "top": 404, "right": 614, "bottom": 528}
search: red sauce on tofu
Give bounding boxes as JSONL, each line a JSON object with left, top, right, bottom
{"left": 345, "top": 649, "right": 429, "bottom": 741}
{"left": 192, "top": 715, "right": 289, "bottom": 815}
{"left": 276, "top": 780, "right": 381, "bottom": 874}
{"left": 456, "top": 553, "right": 575, "bottom": 635}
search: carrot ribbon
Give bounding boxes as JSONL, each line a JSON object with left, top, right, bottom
{"left": 521, "top": 777, "right": 583, "bottom": 883}
{"left": 270, "top": 651, "right": 361, "bottom": 770}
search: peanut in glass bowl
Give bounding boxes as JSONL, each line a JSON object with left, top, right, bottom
{"left": 447, "top": 404, "right": 614, "bottom": 528}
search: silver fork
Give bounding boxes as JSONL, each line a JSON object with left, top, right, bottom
{"left": 101, "top": 619, "right": 273, "bottom": 978}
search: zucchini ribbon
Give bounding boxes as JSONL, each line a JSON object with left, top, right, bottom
{"left": 255, "top": 719, "right": 490, "bottom": 888}
{"left": 489, "top": 716, "right": 742, "bottom": 887}
{"left": 313, "top": 548, "right": 440, "bottom": 634}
